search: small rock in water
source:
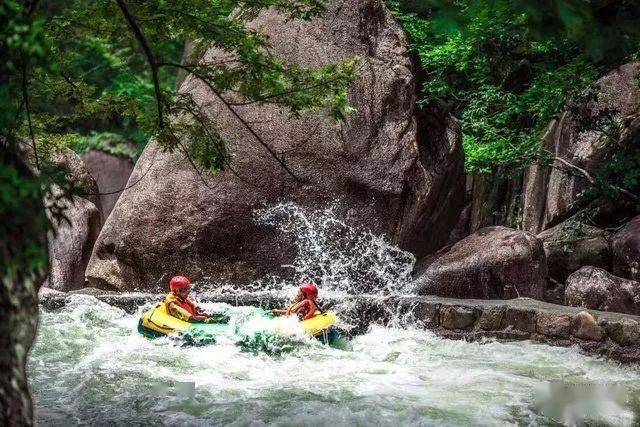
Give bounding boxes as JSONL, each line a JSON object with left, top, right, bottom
{"left": 571, "top": 311, "right": 603, "bottom": 341}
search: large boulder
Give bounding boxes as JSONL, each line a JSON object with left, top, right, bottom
{"left": 51, "top": 148, "right": 100, "bottom": 208}
{"left": 413, "top": 226, "right": 547, "bottom": 300}
{"left": 522, "top": 62, "right": 640, "bottom": 233}
{"left": 537, "top": 219, "right": 611, "bottom": 302}
{"left": 612, "top": 215, "right": 640, "bottom": 281}
{"left": 565, "top": 266, "right": 640, "bottom": 315}
{"left": 82, "top": 149, "right": 135, "bottom": 221}
{"left": 86, "top": 0, "right": 465, "bottom": 291}
{"left": 45, "top": 149, "right": 102, "bottom": 291}
{"left": 45, "top": 191, "right": 101, "bottom": 291}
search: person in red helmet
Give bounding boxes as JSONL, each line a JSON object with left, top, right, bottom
{"left": 271, "top": 282, "right": 320, "bottom": 321}
{"left": 164, "top": 276, "right": 228, "bottom": 323}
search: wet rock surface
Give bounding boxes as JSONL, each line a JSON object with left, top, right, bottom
{"left": 85, "top": 0, "right": 465, "bottom": 291}
{"left": 565, "top": 266, "right": 640, "bottom": 315}
{"left": 414, "top": 226, "right": 547, "bottom": 300}
{"left": 439, "top": 306, "right": 476, "bottom": 330}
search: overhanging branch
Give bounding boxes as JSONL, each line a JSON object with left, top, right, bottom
{"left": 159, "top": 61, "right": 300, "bottom": 182}
{"left": 115, "top": 0, "right": 164, "bottom": 129}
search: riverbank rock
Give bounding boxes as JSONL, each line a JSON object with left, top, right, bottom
{"left": 46, "top": 189, "right": 102, "bottom": 291}
{"left": 439, "top": 306, "right": 476, "bottom": 330}
{"left": 536, "top": 312, "right": 571, "bottom": 339}
{"left": 612, "top": 215, "right": 640, "bottom": 281}
{"left": 522, "top": 62, "right": 640, "bottom": 233}
{"left": 50, "top": 148, "right": 101, "bottom": 207}
{"left": 565, "top": 266, "right": 640, "bottom": 315}
{"left": 82, "top": 149, "right": 135, "bottom": 221}
{"left": 86, "top": 0, "right": 465, "bottom": 291}
{"left": 571, "top": 311, "right": 603, "bottom": 341}
{"left": 414, "top": 226, "right": 547, "bottom": 300}
{"left": 606, "top": 319, "right": 640, "bottom": 345}
{"left": 538, "top": 220, "right": 611, "bottom": 303}
{"left": 45, "top": 150, "right": 102, "bottom": 291}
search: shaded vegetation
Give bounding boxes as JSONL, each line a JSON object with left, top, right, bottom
{"left": 391, "top": 0, "right": 640, "bottom": 174}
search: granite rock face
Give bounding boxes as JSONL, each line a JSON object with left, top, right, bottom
{"left": 522, "top": 62, "right": 640, "bottom": 233}
{"left": 45, "top": 149, "right": 102, "bottom": 291}
{"left": 86, "top": 0, "right": 465, "bottom": 291}
{"left": 565, "top": 266, "right": 640, "bottom": 315}
{"left": 414, "top": 226, "right": 547, "bottom": 300}
{"left": 82, "top": 149, "right": 135, "bottom": 221}
{"left": 537, "top": 220, "right": 611, "bottom": 303}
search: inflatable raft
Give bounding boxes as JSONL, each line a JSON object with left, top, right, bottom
{"left": 137, "top": 303, "right": 338, "bottom": 344}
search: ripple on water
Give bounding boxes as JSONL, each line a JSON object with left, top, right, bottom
{"left": 29, "top": 295, "right": 640, "bottom": 426}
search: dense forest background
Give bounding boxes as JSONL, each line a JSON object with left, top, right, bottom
{"left": 391, "top": 0, "right": 640, "bottom": 228}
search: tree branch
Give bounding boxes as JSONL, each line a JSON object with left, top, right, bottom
{"left": 21, "top": 63, "right": 39, "bottom": 170}
{"left": 551, "top": 156, "right": 596, "bottom": 185}
{"left": 160, "top": 62, "right": 334, "bottom": 107}
{"left": 115, "top": 0, "right": 164, "bottom": 129}
{"left": 26, "top": 0, "right": 40, "bottom": 16}
{"left": 160, "top": 62, "right": 300, "bottom": 181}
{"left": 549, "top": 155, "right": 638, "bottom": 201}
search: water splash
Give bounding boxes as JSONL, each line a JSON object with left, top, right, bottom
{"left": 254, "top": 202, "right": 415, "bottom": 295}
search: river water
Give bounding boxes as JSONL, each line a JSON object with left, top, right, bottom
{"left": 29, "top": 295, "right": 640, "bottom": 426}
{"left": 28, "top": 204, "right": 640, "bottom": 425}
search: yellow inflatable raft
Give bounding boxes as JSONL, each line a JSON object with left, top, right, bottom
{"left": 138, "top": 303, "right": 337, "bottom": 340}
{"left": 299, "top": 311, "right": 337, "bottom": 336}
{"left": 138, "top": 303, "right": 192, "bottom": 337}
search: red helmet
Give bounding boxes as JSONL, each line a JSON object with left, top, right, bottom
{"left": 169, "top": 276, "right": 191, "bottom": 292}
{"left": 299, "top": 282, "right": 318, "bottom": 300}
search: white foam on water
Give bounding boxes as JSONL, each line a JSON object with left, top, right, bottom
{"left": 29, "top": 295, "right": 640, "bottom": 426}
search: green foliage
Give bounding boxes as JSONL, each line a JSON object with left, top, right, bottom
{"left": 4, "top": 0, "right": 357, "bottom": 172}
{"left": 2, "top": 0, "right": 357, "bottom": 282}
{"left": 391, "top": 0, "right": 640, "bottom": 174}
{"left": 588, "top": 132, "right": 640, "bottom": 201}
{"left": 0, "top": 153, "right": 48, "bottom": 280}
{"left": 73, "top": 132, "right": 140, "bottom": 161}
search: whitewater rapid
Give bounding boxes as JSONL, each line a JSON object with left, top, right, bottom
{"left": 29, "top": 295, "right": 640, "bottom": 426}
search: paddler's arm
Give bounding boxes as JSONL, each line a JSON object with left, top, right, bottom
{"left": 286, "top": 300, "right": 307, "bottom": 318}
{"left": 270, "top": 309, "right": 287, "bottom": 315}
{"left": 168, "top": 302, "right": 206, "bottom": 323}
